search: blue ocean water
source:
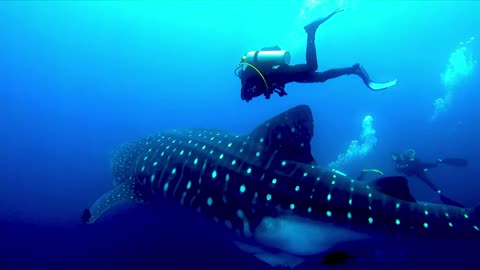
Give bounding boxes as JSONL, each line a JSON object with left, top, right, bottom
{"left": 2, "top": 1, "right": 479, "bottom": 269}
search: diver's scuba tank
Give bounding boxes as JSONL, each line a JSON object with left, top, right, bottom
{"left": 235, "top": 47, "right": 291, "bottom": 100}
{"left": 242, "top": 49, "right": 291, "bottom": 67}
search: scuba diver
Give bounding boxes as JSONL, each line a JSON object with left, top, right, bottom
{"left": 391, "top": 149, "right": 468, "bottom": 208}
{"left": 235, "top": 6, "right": 397, "bottom": 102}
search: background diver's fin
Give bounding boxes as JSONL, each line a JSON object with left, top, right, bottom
{"left": 439, "top": 158, "right": 468, "bottom": 167}
{"left": 368, "top": 79, "right": 397, "bottom": 91}
{"left": 83, "top": 181, "right": 144, "bottom": 224}
{"left": 356, "top": 169, "right": 384, "bottom": 181}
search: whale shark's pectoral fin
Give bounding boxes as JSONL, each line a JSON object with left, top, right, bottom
{"left": 82, "top": 181, "right": 145, "bottom": 224}
{"left": 233, "top": 241, "right": 305, "bottom": 269}
{"left": 373, "top": 176, "right": 416, "bottom": 202}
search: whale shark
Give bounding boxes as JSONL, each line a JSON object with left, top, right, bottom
{"left": 83, "top": 104, "right": 480, "bottom": 268}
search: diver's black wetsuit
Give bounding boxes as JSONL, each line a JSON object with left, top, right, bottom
{"left": 394, "top": 158, "right": 442, "bottom": 194}
{"left": 239, "top": 8, "right": 362, "bottom": 102}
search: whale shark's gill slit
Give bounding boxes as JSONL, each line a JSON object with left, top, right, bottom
{"left": 263, "top": 150, "right": 278, "bottom": 171}
{"left": 172, "top": 160, "right": 189, "bottom": 198}
{"left": 153, "top": 156, "right": 171, "bottom": 195}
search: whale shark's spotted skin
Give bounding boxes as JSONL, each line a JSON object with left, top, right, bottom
{"left": 86, "top": 105, "right": 480, "bottom": 267}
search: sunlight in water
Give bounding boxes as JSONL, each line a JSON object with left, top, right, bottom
{"left": 433, "top": 36, "right": 477, "bottom": 120}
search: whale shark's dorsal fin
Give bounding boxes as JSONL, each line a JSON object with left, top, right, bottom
{"left": 373, "top": 176, "right": 416, "bottom": 202}
{"left": 249, "top": 104, "right": 316, "bottom": 165}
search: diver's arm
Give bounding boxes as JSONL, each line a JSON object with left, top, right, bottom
{"left": 240, "top": 83, "right": 252, "bottom": 102}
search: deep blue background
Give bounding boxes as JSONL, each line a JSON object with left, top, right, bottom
{"left": 2, "top": 1, "right": 479, "bottom": 269}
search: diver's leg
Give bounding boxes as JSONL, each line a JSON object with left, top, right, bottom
{"left": 295, "top": 66, "right": 355, "bottom": 83}
{"left": 304, "top": 30, "right": 318, "bottom": 72}
{"left": 416, "top": 172, "right": 442, "bottom": 194}
{"left": 417, "top": 172, "right": 464, "bottom": 207}
{"left": 303, "top": 6, "right": 345, "bottom": 72}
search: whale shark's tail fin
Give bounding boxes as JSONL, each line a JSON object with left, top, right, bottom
{"left": 82, "top": 181, "right": 146, "bottom": 224}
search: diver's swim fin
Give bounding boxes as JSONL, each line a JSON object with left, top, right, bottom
{"left": 352, "top": 64, "right": 397, "bottom": 91}
{"left": 440, "top": 194, "right": 464, "bottom": 208}
{"left": 439, "top": 158, "right": 468, "bottom": 167}
{"left": 304, "top": 6, "right": 346, "bottom": 34}
{"left": 368, "top": 79, "right": 398, "bottom": 91}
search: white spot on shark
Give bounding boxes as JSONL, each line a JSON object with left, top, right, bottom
{"left": 240, "top": 184, "right": 246, "bottom": 193}
{"left": 163, "top": 182, "right": 169, "bottom": 193}
{"left": 207, "top": 197, "right": 213, "bottom": 206}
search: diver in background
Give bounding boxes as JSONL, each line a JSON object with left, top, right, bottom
{"left": 235, "top": 6, "right": 397, "bottom": 102}
{"left": 391, "top": 149, "right": 468, "bottom": 208}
